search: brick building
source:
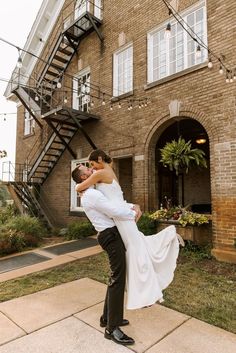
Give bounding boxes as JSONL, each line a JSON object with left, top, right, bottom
{"left": 4, "top": 0, "right": 236, "bottom": 263}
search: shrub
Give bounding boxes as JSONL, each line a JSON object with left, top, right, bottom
{"left": 0, "top": 204, "right": 18, "bottom": 225}
{"left": 137, "top": 213, "right": 157, "bottom": 235}
{"left": 4, "top": 215, "right": 46, "bottom": 240}
{"left": 0, "top": 231, "right": 26, "bottom": 255}
{"left": 65, "top": 221, "right": 96, "bottom": 240}
{"left": 0, "top": 215, "right": 47, "bottom": 255}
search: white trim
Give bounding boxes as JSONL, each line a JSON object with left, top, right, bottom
{"left": 70, "top": 158, "right": 88, "bottom": 212}
{"left": 73, "top": 67, "right": 91, "bottom": 111}
{"left": 5, "top": 0, "right": 65, "bottom": 98}
{"left": 113, "top": 43, "right": 133, "bottom": 97}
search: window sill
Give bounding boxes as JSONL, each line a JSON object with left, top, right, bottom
{"left": 23, "top": 132, "right": 35, "bottom": 139}
{"left": 144, "top": 62, "right": 208, "bottom": 90}
{"left": 111, "top": 91, "right": 134, "bottom": 101}
{"left": 69, "top": 210, "right": 86, "bottom": 217}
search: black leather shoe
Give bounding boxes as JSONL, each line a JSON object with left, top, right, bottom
{"left": 100, "top": 316, "right": 129, "bottom": 328}
{"left": 104, "top": 327, "right": 135, "bottom": 345}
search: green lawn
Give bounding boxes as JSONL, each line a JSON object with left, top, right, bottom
{"left": 0, "top": 246, "right": 235, "bottom": 334}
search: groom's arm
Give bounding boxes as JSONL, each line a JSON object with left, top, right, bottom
{"left": 84, "top": 190, "right": 136, "bottom": 220}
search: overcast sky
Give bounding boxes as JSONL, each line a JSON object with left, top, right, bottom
{"left": 0, "top": 0, "right": 43, "bottom": 178}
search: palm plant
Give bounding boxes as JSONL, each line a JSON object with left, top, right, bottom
{"left": 160, "top": 137, "right": 207, "bottom": 175}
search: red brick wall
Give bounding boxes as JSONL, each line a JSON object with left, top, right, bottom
{"left": 14, "top": 0, "right": 236, "bottom": 261}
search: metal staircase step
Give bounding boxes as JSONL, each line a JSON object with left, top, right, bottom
{"left": 54, "top": 55, "right": 69, "bottom": 64}
{"left": 50, "top": 62, "right": 65, "bottom": 71}
{"left": 57, "top": 47, "right": 73, "bottom": 56}
{"left": 46, "top": 70, "right": 59, "bottom": 77}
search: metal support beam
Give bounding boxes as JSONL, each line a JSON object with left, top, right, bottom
{"left": 86, "top": 13, "right": 104, "bottom": 42}
{"left": 13, "top": 89, "right": 43, "bottom": 129}
{"left": 45, "top": 119, "right": 77, "bottom": 158}
{"left": 65, "top": 109, "right": 97, "bottom": 150}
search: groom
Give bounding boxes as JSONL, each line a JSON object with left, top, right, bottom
{"left": 72, "top": 165, "right": 141, "bottom": 346}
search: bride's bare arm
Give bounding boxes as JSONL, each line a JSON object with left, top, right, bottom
{"left": 75, "top": 170, "right": 106, "bottom": 192}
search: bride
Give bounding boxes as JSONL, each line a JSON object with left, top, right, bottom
{"left": 76, "top": 149, "right": 183, "bottom": 310}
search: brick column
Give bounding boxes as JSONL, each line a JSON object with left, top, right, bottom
{"left": 211, "top": 141, "right": 236, "bottom": 263}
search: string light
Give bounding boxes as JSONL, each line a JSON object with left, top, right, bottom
{"left": 16, "top": 49, "right": 23, "bottom": 69}
{"left": 207, "top": 57, "right": 213, "bottom": 69}
{"left": 64, "top": 96, "right": 68, "bottom": 104}
{"left": 196, "top": 45, "right": 201, "bottom": 59}
{"left": 218, "top": 64, "right": 223, "bottom": 75}
{"left": 102, "top": 93, "right": 106, "bottom": 105}
{"left": 35, "top": 94, "right": 39, "bottom": 101}
{"left": 226, "top": 71, "right": 230, "bottom": 83}
{"left": 110, "top": 103, "right": 113, "bottom": 110}
{"left": 165, "top": 23, "right": 171, "bottom": 39}
{"left": 57, "top": 81, "right": 62, "bottom": 89}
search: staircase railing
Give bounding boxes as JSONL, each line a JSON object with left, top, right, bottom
{"left": 1, "top": 161, "right": 56, "bottom": 227}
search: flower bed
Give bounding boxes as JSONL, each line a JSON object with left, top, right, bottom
{"left": 150, "top": 207, "right": 212, "bottom": 245}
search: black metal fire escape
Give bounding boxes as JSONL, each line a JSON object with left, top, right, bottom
{"left": 8, "top": 1, "right": 103, "bottom": 226}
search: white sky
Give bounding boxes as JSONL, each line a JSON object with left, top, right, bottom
{"left": 0, "top": 0, "right": 43, "bottom": 178}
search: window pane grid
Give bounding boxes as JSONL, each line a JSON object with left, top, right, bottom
{"left": 149, "top": 3, "right": 206, "bottom": 82}
{"left": 114, "top": 46, "right": 133, "bottom": 96}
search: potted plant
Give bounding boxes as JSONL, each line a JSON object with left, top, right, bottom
{"left": 160, "top": 137, "right": 207, "bottom": 175}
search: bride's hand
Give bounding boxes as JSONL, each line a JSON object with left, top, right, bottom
{"left": 133, "top": 204, "right": 142, "bottom": 223}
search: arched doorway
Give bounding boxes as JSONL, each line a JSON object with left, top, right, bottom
{"left": 155, "top": 118, "right": 211, "bottom": 212}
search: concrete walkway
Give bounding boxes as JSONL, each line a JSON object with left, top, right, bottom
{"left": 0, "top": 238, "right": 103, "bottom": 282}
{"left": 0, "top": 278, "right": 235, "bottom": 353}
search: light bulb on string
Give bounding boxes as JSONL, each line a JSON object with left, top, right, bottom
{"left": 102, "top": 93, "right": 106, "bottom": 105}
{"left": 196, "top": 45, "right": 201, "bottom": 59}
{"left": 35, "top": 94, "right": 39, "bottom": 101}
{"left": 90, "top": 100, "right": 94, "bottom": 107}
{"left": 110, "top": 103, "right": 113, "bottom": 111}
{"left": 230, "top": 72, "right": 233, "bottom": 83}
{"left": 219, "top": 65, "right": 224, "bottom": 75}
{"left": 233, "top": 71, "right": 236, "bottom": 80}
{"left": 64, "top": 96, "right": 68, "bottom": 104}
{"left": 207, "top": 57, "right": 213, "bottom": 69}
{"left": 144, "top": 99, "right": 148, "bottom": 107}
{"left": 57, "top": 81, "right": 62, "bottom": 89}
{"left": 165, "top": 23, "right": 171, "bottom": 39}
{"left": 16, "top": 49, "right": 23, "bottom": 69}
{"left": 226, "top": 71, "right": 230, "bottom": 83}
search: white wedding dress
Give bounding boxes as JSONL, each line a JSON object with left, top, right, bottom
{"left": 96, "top": 180, "right": 180, "bottom": 310}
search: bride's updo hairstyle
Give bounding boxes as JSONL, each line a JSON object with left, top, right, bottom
{"left": 88, "top": 149, "right": 112, "bottom": 164}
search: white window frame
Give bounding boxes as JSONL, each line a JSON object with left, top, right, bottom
{"left": 94, "top": 0, "right": 102, "bottom": 19}
{"left": 70, "top": 158, "right": 89, "bottom": 212}
{"left": 113, "top": 43, "right": 133, "bottom": 97}
{"left": 73, "top": 67, "right": 90, "bottom": 112}
{"left": 147, "top": 0, "right": 207, "bottom": 84}
{"left": 75, "top": 0, "right": 89, "bottom": 19}
{"left": 24, "top": 110, "right": 35, "bottom": 136}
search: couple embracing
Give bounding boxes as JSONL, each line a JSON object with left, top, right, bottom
{"left": 72, "top": 149, "right": 184, "bottom": 346}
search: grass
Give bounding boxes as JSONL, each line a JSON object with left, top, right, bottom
{"left": 0, "top": 245, "right": 235, "bottom": 334}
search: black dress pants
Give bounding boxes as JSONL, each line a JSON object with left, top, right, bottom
{"left": 97, "top": 226, "right": 126, "bottom": 331}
